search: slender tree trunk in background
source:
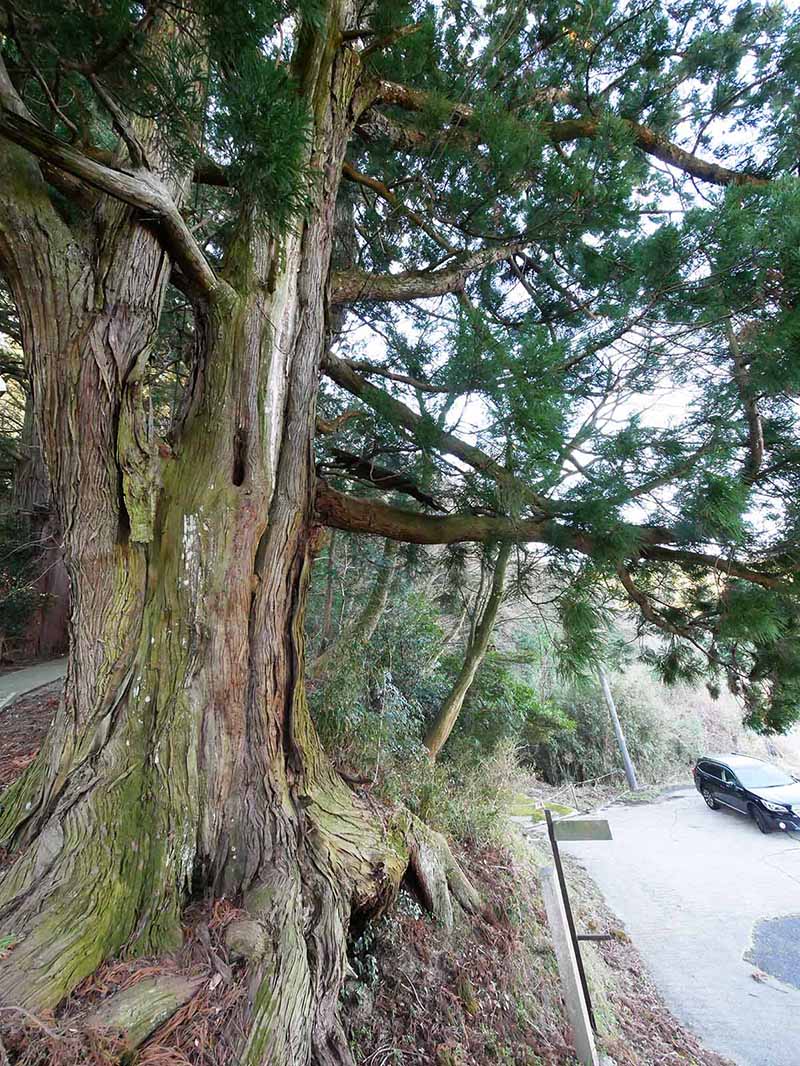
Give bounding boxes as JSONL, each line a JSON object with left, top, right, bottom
{"left": 421, "top": 605, "right": 468, "bottom": 680}
{"left": 424, "top": 542, "right": 512, "bottom": 759}
{"left": 12, "top": 392, "right": 69, "bottom": 657}
{"left": 0, "top": 7, "right": 477, "bottom": 1062}
{"left": 597, "top": 664, "right": 639, "bottom": 791}
{"left": 312, "top": 537, "right": 399, "bottom": 675}
{"left": 318, "top": 530, "right": 338, "bottom": 652}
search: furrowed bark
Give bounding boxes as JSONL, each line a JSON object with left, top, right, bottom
{"left": 424, "top": 542, "right": 511, "bottom": 758}
{"left": 12, "top": 393, "right": 69, "bottom": 657}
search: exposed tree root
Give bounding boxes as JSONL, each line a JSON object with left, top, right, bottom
{"left": 0, "top": 707, "right": 481, "bottom": 1066}
{"left": 83, "top": 975, "right": 205, "bottom": 1049}
{"left": 406, "top": 816, "right": 482, "bottom": 929}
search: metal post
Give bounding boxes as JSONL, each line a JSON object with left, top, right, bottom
{"left": 597, "top": 664, "right": 638, "bottom": 792}
{"left": 544, "top": 809, "right": 597, "bottom": 1033}
{"left": 541, "top": 865, "right": 600, "bottom": 1066}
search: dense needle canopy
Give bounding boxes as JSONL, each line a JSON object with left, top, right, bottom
{"left": 2, "top": 0, "right": 800, "bottom": 730}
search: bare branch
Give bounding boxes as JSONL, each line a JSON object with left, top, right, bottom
{"left": 341, "top": 357, "right": 451, "bottom": 394}
{"left": 342, "top": 161, "right": 456, "bottom": 254}
{"left": 87, "top": 74, "right": 149, "bottom": 168}
{"left": 614, "top": 562, "right": 717, "bottom": 662}
{"left": 321, "top": 447, "right": 444, "bottom": 510}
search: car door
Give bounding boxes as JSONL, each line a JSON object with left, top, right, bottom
{"left": 702, "top": 762, "right": 726, "bottom": 803}
{"left": 719, "top": 767, "right": 748, "bottom": 812}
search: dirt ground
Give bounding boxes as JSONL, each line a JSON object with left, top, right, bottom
{"left": 0, "top": 679, "right": 59, "bottom": 789}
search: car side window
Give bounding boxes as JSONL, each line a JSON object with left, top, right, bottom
{"left": 720, "top": 769, "right": 733, "bottom": 784}
{"left": 703, "top": 763, "right": 722, "bottom": 780}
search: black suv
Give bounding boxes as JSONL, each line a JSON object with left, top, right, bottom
{"left": 693, "top": 753, "right": 800, "bottom": 834}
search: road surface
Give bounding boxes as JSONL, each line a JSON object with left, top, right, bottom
{"left": 556, "top": 786, "right": 800, "bottom": 1066}
{"left": 0, "top": 657, "right": 66, "bottom": 710}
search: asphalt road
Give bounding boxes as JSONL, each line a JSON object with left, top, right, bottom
{"left": 558, "top": 786, "right": 800, "bottom": 1066}
{"left": 0, "top": 657, "right": 67, "bottom": 710}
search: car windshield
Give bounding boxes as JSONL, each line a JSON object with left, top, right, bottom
{"left": 735, "top": 764, "right": 794, "bottom": 789}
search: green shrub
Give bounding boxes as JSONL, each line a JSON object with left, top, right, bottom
{"left": 442, "top": 652, "right": 574, "bottom": 760}
{"left": 530, "top": 664, "right": 704, "bottom": 786}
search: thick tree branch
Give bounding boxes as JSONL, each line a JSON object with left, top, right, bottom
{"left": 315, "top": 480, "right": 560, "bottom": 544}
{"left": 0, "top": 109, "right": 219, "bottom": 298}
{"left": 355, "top": 108, "right": 428, "bottom": 151}
{"left": 315, "top": 480, "right": 676, "bottom": 550}
{"left": 193, "top": 156, "right": 230, "bottom": 186}
{"left": 638, "top": 545, "right": 788, "bottom": 590}
{"left": 546, "top": 117, "right": 768, "bottom": 187}
{"left": 315, "top": 483, "right": 789, "bottom": 593}
{"left": 331, "top": 240, "right": 525, "bottom": 304}
{"left": 368, "top": 78, "right": 768, "bottom": 187}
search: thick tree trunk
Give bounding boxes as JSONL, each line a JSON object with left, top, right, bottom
{"left": 424, "top": 542, "right": 512, "bottom": 759}
{"left": 0, "top": 7, "right": 477, "bottom": 1063}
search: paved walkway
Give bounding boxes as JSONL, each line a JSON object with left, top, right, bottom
{"left": 552, "top": 787, "right": 800, "bottom": 1066}
{"left": 0, "top": 657, "right": 66, "bottom": 710}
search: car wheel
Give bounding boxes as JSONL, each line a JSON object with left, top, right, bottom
{"left": 751, "top": 804, "right": 773, "bottom": 835}
{"left": 702, "top": 788, "right": 719, "bottom": 810}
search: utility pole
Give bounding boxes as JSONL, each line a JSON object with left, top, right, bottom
{"left": 597, "top": 665, "right": 638, "bottom": 792}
